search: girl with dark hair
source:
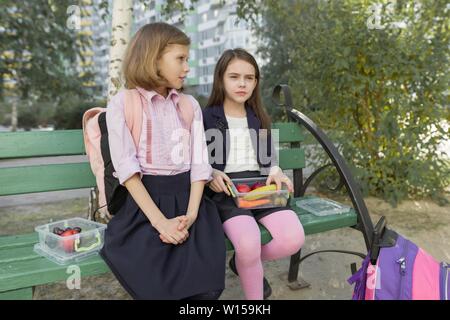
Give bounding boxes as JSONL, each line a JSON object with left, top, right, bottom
{"left": 203, "top": 48, "right": 306, "bottom": 300}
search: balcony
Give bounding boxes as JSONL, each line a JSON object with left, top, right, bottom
{"left": 198, "top": 35, "right": 226, "bottom": 49}
{"left": 198, "top": 56, "right": 220, "bottom": 67}
{"left": 199, "top": 75, "right": 214, "bottom": 85}
{"left": 198, "top": 19, "right": 218, "bottom": 32}
{"left": 197, "top": 3, "right": 210, "bottom": 14}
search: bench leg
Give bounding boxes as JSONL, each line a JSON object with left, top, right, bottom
{"left": 287, "top": 249, "right": 311, "bottom": 290}
{"left": 87, "top": 187, "right": 98, "bottom": 220}
{"left": 0, "top": 287, "right": 34, "bottom": 300}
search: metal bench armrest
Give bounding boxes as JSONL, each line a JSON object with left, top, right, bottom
{"left": 272, "top": 84, "right": 375, "bottom": 251}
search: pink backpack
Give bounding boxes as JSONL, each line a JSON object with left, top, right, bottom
{"left": 348, "top": 218, "right": 449, "bottom": 300}
{"left": 82, "top": 89, "right": 194, "bottom": 221}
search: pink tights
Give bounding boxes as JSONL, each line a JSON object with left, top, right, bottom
{"left": 222, "top": 210, "right": 305, "bottom": 299}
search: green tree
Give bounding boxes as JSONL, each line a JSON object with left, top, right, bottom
{"left": 17, "top": 108, "right": 38, "bottom": 131}
{"left": 0, "top": 0, "right": 96, "bottom": 129}
{"left": 257, "top": 0, "right": 450, "bottom": 205}
{"left": 53, "top": 97, "right": 106, "bottom": 130}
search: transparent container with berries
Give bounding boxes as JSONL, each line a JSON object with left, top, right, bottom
{"left": 33, "top": 217, "right": 107, "bottom": 265}
{"left": 227, "top": 177, "right": 291, "bottom": 209}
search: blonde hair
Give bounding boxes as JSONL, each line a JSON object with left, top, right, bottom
{"left": 122, "top": 23, "right": 190, "bottom": 90}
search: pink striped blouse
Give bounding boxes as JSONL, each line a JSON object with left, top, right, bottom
{"left": 105, "top": 87, "right": 212, "bottom": 185}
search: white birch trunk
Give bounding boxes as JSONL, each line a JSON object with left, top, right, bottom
{"left": 11, "top": 98, "right": 17, "bottom": 132}
{"left": 107, "top": 0, "right": 133, "bottom": 102}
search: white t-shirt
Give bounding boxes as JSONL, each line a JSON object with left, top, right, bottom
{"left": 224, "top": 115, "right": 260, "bottom": 173}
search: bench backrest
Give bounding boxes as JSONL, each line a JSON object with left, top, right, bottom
{"left": 0, "top": 123, "right": 304, "bottom": 196}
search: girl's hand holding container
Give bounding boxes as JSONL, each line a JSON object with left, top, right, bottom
{"left": 208, "top": 169, "right": 232, "bottom": 196}
{"left": 265, "top": 166, "right": 294, "bottom": 193}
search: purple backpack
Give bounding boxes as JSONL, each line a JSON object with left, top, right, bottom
{"left": 348, "top": 225, "right": 449, "bottom": 300}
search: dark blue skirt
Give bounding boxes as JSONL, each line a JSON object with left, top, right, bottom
{"left": 100, "top": 171, "right": 226, "bottom": 300}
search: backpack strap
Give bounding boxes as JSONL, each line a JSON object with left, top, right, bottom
{"left": 82, "top": 107, "right": 106, "bottom": 158}
{"left": 177, "top": 93, "right": 195, "bottom": 130}
{"left": 123, "top": 89, "right": 144, "bottom": 150}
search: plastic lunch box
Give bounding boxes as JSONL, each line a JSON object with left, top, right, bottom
{"left": 228, "top": 177, "right": 291, "bottom": 210}
{"left": 295, "top": 198, "right": 351, "bottom": 216}
{"left": 33, "top": 217, "right": 107, "bottom": 265}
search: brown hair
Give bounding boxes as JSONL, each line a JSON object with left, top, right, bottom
{"left": 122, "top": 23, "right": 190, "bottom": 90}
{"left": 206, "top": 48, "right": 271, "bottom": 129}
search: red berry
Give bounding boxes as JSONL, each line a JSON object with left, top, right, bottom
{"left": 60, "top": 230, "right": 76, "bottom": 253}
{"left": 53, "top": 227, "right": 64, "bottom": 235}
{"left": 236, "top": 184, "right": 251, "bottom": 193}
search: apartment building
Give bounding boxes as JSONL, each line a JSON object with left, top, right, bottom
{"left": 90, "top": 0, "right": 261, "bottom": 98}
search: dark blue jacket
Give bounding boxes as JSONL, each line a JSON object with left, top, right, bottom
{"left": 202, "top": 104, "right": 278, "bottom": 175}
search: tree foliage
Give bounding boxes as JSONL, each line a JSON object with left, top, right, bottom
{"left": 0, "top": 0, "right": 95, "bottom": 101}
{"left": 257, "top": 0, "right": 450, "bottom": 205}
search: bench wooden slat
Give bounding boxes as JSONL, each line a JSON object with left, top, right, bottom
{"left": 0, "top": 152, "right": 303, "bottom": 196}
{"left": 0, "top": 130, "right": 85, "bottom": 159}
{"left": 279, "top": 148, "right": 305, "bottom": 170}
{"left": 272, "top": 122, "right": 304, "bottom": 143}
{"left": 0, "top": 287, "right": 33, "bottom": 300}
{"left": 0, "top": 245, "right": 40, "bottom": 264}
{"left": 0, "top": 253, "right": 109, "bottom": 293}
{"left": 0, "top": 124, "right": 303, "bottom": 160}
{"left": 298, "top": 210, "right": 357, "bottom": 234}
{"left": 0, "top": 125, "right": 305, "bottom": 194}
{"left": 0, "top": 163, "right": 96, "bottom": 196}
{"left": 290, "top": 196, "right": 358, "bottom": 234}
{"left": 0, "top": 233, "right": 38, "bottom": 250}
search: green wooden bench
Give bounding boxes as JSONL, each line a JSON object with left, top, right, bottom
{"left": 0, "top": 85, "right": 375, "bottom": 299}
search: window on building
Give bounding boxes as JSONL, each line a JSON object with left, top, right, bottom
{"left": 229, "top": 16, "right": 238, "bottom": 29}
{"left": 237, "top": 36, "right": 243, "bottom": 46}
{"left": 189, "top": 49, "right": 196, "bottom": 60}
